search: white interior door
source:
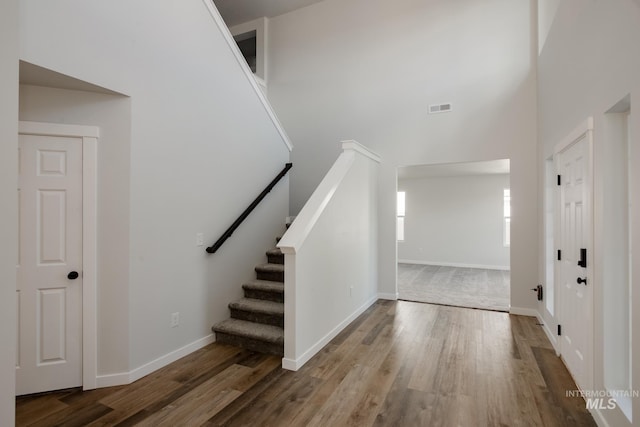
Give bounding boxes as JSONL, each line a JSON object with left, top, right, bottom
{"left": 16, "top": 133, "right": 83, "bottom": 395}
{"left": 557, "top": 132, "right": 593, "bottom": 392}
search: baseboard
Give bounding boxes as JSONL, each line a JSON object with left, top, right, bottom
{"left": 537, "top": 316, "right": 559, "bottom": 354}
{"left": 95, "top": 372, "right": 130, "bottom": 389}
{"left": 509, "top": 306, "right": 538, "bottom": 317}
{"left": 377, "top": 292, "right": 398, "bottom": 300}
{"left": 282, "top": 296, "right": 378, "bottom": 371}
{"left": 129, "top": 334, "right": 215, "bottom": 383}
{"left": 95, "top": 334, "right": 215, "bottom": 388}
{"left": 591, "top": 409, "right": 611, "bottom": 427}
{"left": 398, "top": 259, "right": 510, "bottom": 271}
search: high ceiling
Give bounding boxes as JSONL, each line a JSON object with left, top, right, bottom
{"left": 213, "top": 0, "right": 326, "bottom": 27}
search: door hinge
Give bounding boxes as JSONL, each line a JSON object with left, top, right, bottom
{"left": 557, "top": 325, "right": 562, "bottom": 336}
{"left": 557, "top": 175, "right": 561, "bottom": 186}
{"left": 557, "top": 250, "right": 561, "bottom": 261}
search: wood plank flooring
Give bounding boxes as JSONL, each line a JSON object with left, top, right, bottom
{"left": 16, "top": 300, "right": 596, "bottom": 426}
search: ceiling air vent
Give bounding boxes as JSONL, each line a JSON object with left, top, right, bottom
{"left": 429, "top": 103, "right": 453, "bottom": 114}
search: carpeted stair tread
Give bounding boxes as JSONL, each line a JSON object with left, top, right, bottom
{"left": 229, "top": 298, "right": 284, "bottom": 315}
{"left": 242, "top": 280, "right": 284, "bottom": 303}
{"left": 212, "top": 229, "right": 286, "bottom": 355}
{"left": 266, "top": 247, "right": 285, "bottom": 264}
{"left": 243, "top": 280, "right": 284, "bottom": 293}
{"left": 212, "top": 319, "right": 283, "bottom": 344}
{"left": 255, "top": 263, "right": 285, "bottom": 282}
{"left": 255, "top": 263, "right": 284, "bottom": 273}
{"left": 266, "top": 248, "right": 283, "bottom": 257}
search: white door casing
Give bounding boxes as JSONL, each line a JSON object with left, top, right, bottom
{"left": 555, "top": 118, "right": 594, "bottom": 393}
{"left": 16, "top": 122, "right": 98, "bottom": 394}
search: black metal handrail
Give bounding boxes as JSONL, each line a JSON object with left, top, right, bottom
{"left": 206, "top": 163, "right": 292, "bottom": 254}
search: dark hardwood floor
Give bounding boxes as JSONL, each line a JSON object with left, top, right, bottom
{"left": 16, "top": 300, "right": 596, "bottom": 426}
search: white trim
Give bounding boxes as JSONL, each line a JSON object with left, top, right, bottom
{"left": 537, "top": 314, "right": 560, "bottom": 355}
{"left": 18, "top": 121, "right": 99, "bottom": 392}
{"left": 341, "top": 140, "right": 381, "bottom": 163}
{"left": 282, "top": 297, "right": 377, "bottom": 371}
{"left": 554, "top": 116, "right": 594, "bottom": 154}
{"left": 377, "top": 293, "right": 398, "bottom": 301}
{"left": 590, "top": 409, "right": 611, "bottom": 427}
{"left": 94, "top": 372, "right": 130, "bottom": 389}
{"left": 398, "top": 259, "right": 510, "bottom": 271}
{"left": 278, "top": 151, "right": 355, "bottom": 254}
{"left": 201, "top": 0, "right": 293, "bottom": 152}
{"left": 18, "top": 121, "right": 99, "bottom": 138}
{"left": 81, "top": 136, "right": 98, "bottom": 390}
{"left": 279, "top": 140, "right": 379, "bottom": 254}
{"left": 509, "top": 307, "right": 538, "bottom": 317}
{"left": 95, "top": 334, "right": 215, "bottom": 388}
{"left": 128, "top": 334, "right": 215, "bottom": 383}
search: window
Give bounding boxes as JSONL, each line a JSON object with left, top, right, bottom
{"left": 503, "top": 189, "right": 511, "bottom": 247}
{"left": 397, "top": 191, "right": 405, "bottom": 241}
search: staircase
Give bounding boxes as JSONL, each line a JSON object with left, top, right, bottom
{"left": 212, "top": 245, "right": 285, "bottom": 356}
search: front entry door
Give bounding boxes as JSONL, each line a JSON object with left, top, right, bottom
{"left": 557, "top": 130, "right": 593, "bottom": 392}
{"left": 16, "top": 132, "right": 83, "bottom": 395}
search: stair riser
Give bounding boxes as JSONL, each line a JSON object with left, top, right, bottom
{"left": 243, "top": 288, "right": 284, "bottom": 303}
{"left": 230, "top": 308, "right": 284, "bottom": 328}
{"left": 215, "top": 332, "right": 283, "bottom": 356}
{"left": 267, "top": 254, "right": 284, "bottom": 265}
{"left": 256, "top": 270, "right": 284, "bottom": 282}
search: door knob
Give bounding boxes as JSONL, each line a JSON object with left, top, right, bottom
{"left": 67, "top": 271, "right": 79, "bottom": 280}
{"left": 577, "top": 277, "right": 587, "bottom": 285}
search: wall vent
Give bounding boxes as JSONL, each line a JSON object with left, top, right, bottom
{"left": 428, "top": 103, "right": 453, "bottom": 114}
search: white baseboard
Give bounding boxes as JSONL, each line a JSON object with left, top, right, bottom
{"left": 590, "top": 408, "right": 611, "bottom": 427}
{"left": 537, "top": 316, "right": 559, "bottom": 354}
{"left": 377, "top": 292, "right": 398, "bottom": 300}
{"left": 509, "top": 306, "right": 538, "bottom": 317}
{"left": 282, "top": 296, "right": 378, "bottom": 371}
{"left": 95, "top": 334, "right": 215, "bottom": 388}
{"left": 398, "top": 259, "right": 510, "bottom": 271}
{"left": 95, "top": 371, "right": 130, "bottom": 389}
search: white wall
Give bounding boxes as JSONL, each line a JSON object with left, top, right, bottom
{"left": 538, "top": 0, "right": 560, "bottom": 54}
{"left": 0, "top": 1, "right": 18, "bottom": 424}
{"left": 268, "top": 0, "right": 538, "bottom": 310}
{"left": 19, "top": 85, "right": 132, "bottom": 375}
{"left": 398, "top": 174, "right": 510, "bottom": 269}
{"left": 20, "top": 0, "right": 290, "bottom": 378}
{"left": 278, "top": 142, "right": 378, "bottom": 370}
{"left": 537, "top": 0, "right": 640, "bottom": 425}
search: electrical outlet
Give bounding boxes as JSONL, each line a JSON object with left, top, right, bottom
{"left": 196, "top": 233, "right": 204, "bottom": 247}
{"left": 170, "top": 312, "right": 180, "bottom": 328}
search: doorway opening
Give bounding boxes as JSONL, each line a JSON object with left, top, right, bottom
{"left": 396, "top": 159, "right": 511, "bottom": 312}
{"left": 602, "top": 96, "right": 632, "bottom": 421}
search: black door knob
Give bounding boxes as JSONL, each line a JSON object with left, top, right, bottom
{"left": 67, "top": 271, "right": 79, "bottom": 280}
{"left": 577, "top": 277, "right": 587, "bottom": 285}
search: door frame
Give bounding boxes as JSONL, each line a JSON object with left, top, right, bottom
{"left": 18, "top": 121, "right": 98, "bottom": 390}
{"left": 553, "top": 116, "right": 594, "bottom": 392}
